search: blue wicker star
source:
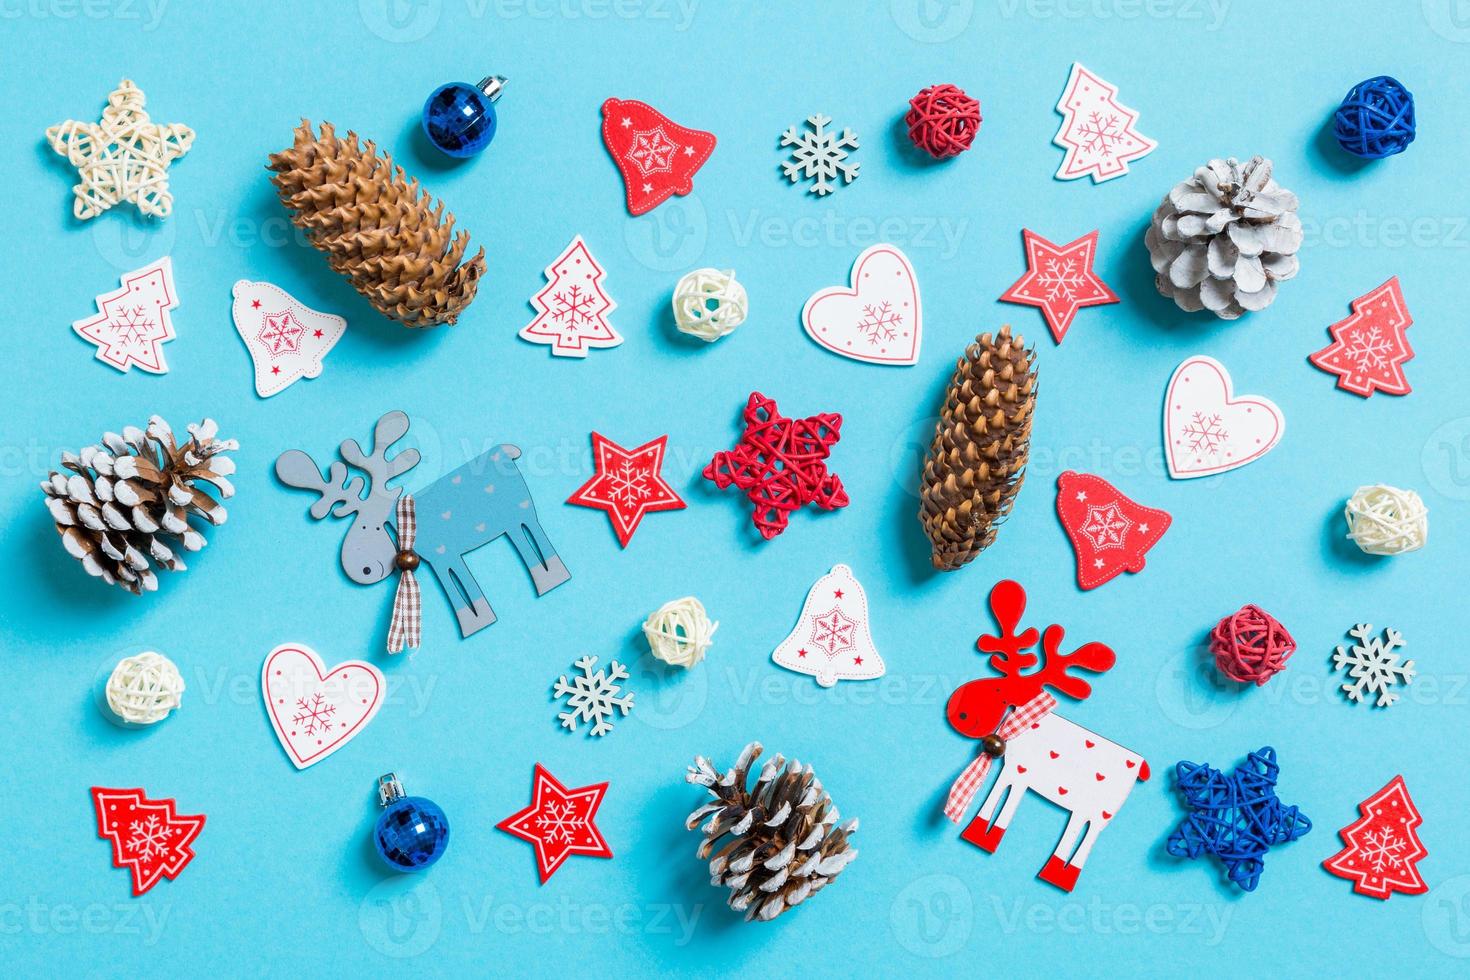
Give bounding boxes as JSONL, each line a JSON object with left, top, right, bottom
{"left": 1166, "top": 746, "right": 1311, "bottom": 892}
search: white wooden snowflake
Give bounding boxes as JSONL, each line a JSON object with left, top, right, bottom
{"left": 780, "top": 114, "right": 859, "bottom": 196}
{"left": 1332, "top": 624, "right": 1414, "bottom": 708}
{"left": 553, "top": 655, "right": 634, "bottom": 737}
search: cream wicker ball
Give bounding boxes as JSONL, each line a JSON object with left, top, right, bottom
{"left": 105, "top": 651, "right": 185, "bottom": 725}
{"left": 642, "top": 597, "right": 718, "bottom": 668}
{"left": 672, "top": 268, "right": 747, "bottom": 342}
{"left": 1344, "top": 484, "right": 1427, "bottom": 556}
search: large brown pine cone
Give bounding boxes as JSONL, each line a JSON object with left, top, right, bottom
{"left": 918, "top": 325, "right": 1036, "bottom": 571}
{"left": 267, "top": 120, "right": 485, "bottom": 328}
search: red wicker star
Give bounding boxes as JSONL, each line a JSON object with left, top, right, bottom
{"left": 567, "top": 432, "right": 685, "bottom": 547}
{"left": 497, "top": 765, "right": 612, "bottom": 883}
{"left": 704, "top": 392, "right": 848, "bottom": 540}
{"left": 999, "top": 229, "right": 1118, "bottom": 344}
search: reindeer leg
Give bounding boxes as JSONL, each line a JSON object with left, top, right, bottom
{"left": 422, "top": 554, "right": 497, "bottom": 637}
{"left": 961, "top": 775, "right": 1019, "bottom": 853}
{"left": 1037, "top": 813, "right": 1089, "bottom": 893}
{"left": 509, "top": 517, "right": 570, "bottom": 596}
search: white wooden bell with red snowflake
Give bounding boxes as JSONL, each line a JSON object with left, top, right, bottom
{"left": 771, "top": 564, "right": 885, "bottom": 687}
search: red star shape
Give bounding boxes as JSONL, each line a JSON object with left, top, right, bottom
{"left": 313, "top": 328, "right": 323, "bottom": 338}
{"left": 833, "top": 589, "right": 844, "bottom": 599}
{"left": 567, "top": 432, "right": 685, "bottom": 547}
{"left": 704, "top": 392, "right": 848, "bottom": 540}
{"left": 497, "top": 765, "right": 612, "bottom": 883}
{"left": 999, "top": 229, "right": 1118, "bottom": 344}
{"left": 251, "top": 299, "right": 261, "bottom": 309}
{"left": 271, "top": 366, "right": 280, "bottom": 375}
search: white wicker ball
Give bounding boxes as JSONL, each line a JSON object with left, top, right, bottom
{"left": 105, "top": 651, "right": 184, "bottom": 725}
{"left": 672, "top": 268, "right": 747, "bottom": 342}
{"left": 1344, "top": 484, "right": 1428, "bottom": 556}
{"left": 642, "top": 597, "right": 718, "bottom": 668}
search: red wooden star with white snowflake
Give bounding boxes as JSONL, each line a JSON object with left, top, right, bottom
{"left": 497, "top": 765, "right": 612, "bottom": 883}
{"left": 999, "top": 229, "right": 1118, "bottom": 344}
{"left": 567, "top": 432, "right": 685, "bottom": 547}
{"left": 1309, "top": 277, "right": 1414, "bottom": 397}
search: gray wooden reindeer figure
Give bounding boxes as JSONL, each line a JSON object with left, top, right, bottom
{"left": 276, "top": 411, "right": 570, "bottom": 639}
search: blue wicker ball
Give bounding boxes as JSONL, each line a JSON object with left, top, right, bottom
{"left": 1333, "top": 76, "right": 1415, "bottom": 159}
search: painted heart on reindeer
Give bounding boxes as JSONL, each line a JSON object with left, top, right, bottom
{"left": 261, "top": 643, "right": 384, "bottom": 770}
{"left": 801, "top": 243, "right": 921, "bottom": 366}
{"left": 1164, "top": 355, "right": 1285, "bottom": 479}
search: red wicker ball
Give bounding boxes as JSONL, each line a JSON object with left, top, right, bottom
{"left": 1210, "top": 604, "right": 1295, "bottom": 686}
{"left": 905, "top": 84, "right": 981, "bottom": 159}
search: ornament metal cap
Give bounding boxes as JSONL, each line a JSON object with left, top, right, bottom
{"left": 378, "top": 772, "right": 406, "bottom": 807}
{"left": 477, "top": 75, "right": 507, "bottom": 102}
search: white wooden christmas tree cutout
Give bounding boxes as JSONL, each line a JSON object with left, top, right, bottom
{"left": 772, "top": 564, "right": 885, "bottom": 687}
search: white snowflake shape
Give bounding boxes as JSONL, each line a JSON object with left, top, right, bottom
{"left": 1182, "top": 412, "right": 1228, "bottom": 454}
{"left": 535, "top": 800, "right": 587, "bottom": 844}
{"left": 1076, "top": 111, "right": 1122, "bottom": 158}
{"left": 1081, "top": 504, "right": 1131, "bottom": 550}
{"left": 606, "top": 461, "right": 651, "bottom": 505}
{"left": 780, "top": 113, "right": 859, "bottom": 196}
{"left": 1333, "top": 623, "right": 1414, "bottom": 707}
{"left": 1343, "top": 326, "right": 1392, "bottom": 371}
{"left": 857, "top": 302, "right": 902, "bottom": 345}
{"left": 808, "top": 606, "right": 857, "bottom": 659}
{"left": 1035, "top": 257, "right": 1085, "bottom": 302}
{"left": 1359, "top": 827, "right": 1407, "bottom": 873}
{"left": 627, "top": 126, "right": 676, "bottom": 175}
{"left": 550, "top": 284, "right": 597, "bottom": 328}
{"left": 126, "top": 814, "right": 173, "bottom": 859}
{"left": 293, "top": 692, "right": 336, "bottom": 736}
{"left": 553, "top": 655, "right": 634, "bottom": 737}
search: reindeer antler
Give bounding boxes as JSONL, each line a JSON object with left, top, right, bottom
{"left": 275, "top": 411, "right": 421, "bottom": 519}
{"left": 975, "top": 579, "right": 1115, "bottom": 700}
{"left": 977, "top": 579, "right": 1041, "bottom": 676}
{"left": 1033, "top": 624, "right": 1116, "bottom": 701}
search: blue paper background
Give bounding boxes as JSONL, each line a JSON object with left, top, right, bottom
{"left": 5, "top": 1, "right": 1470, "bottom": 974}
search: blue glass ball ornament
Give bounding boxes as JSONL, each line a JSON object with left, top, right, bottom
{"left": 421, "top": 75, "right": 506, "bottom": 159}
{"left": 373, "top": 773, "right": 450, "bottom": 872}
{"left": 1333, "top": 76, "right": 1415, "bottom": 160}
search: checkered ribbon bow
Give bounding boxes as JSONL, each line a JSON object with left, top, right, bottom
{"left": 386, "top": 494, "right": 421, "bottom": 653}
{"left": 943, "top": 691, "right": 1057, "bottom": 822}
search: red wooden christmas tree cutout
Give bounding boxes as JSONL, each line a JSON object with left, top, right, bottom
{"left": 91, "top": 787, "right": 205, "bottom": 896}
{"left": 567, "top": 432, "right": 685, "bottom": 547}
{"left": 704, "top": 392, "right": 847, "bottom": 540}
{"left": 1309, "top": 277, "right": 1414, "bottom": 397}
{"left": 1055, "top": 471, "right": 1171, "bottom": 590}
{"left": 497, "top": 764, "right": 612, "bottom": 883}
{"left": 601, "top": 98, "right": 715, "bottom": 216}
{"left": 998, "top": 229, "right": 1118, "bottom": 344}
{"left": 1323, "top": 775, "right": 1428, "bottom": 900}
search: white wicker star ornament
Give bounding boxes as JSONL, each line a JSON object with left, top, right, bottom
{"left": 47, "top": 79, "right": 194, "bottom": 220}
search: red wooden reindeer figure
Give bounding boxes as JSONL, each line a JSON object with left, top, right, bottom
{"left": 944, "top": 580, "right": 1149, "bottom": 892}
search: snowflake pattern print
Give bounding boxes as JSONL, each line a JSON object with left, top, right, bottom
{"left": 1182, "top": 412, "right": 1228, "bottom": 455}
{"left": 73, "top": 256, "right": 179, "bottom": 373}
{"left": 627, "top": 126, "right": 676, "bottom": 174}
{"left": 497, "top": 765, "right": 612, "bottom": 882}
{"left": 567, "top": 432, "right": 685, "bottom": 547}
{"left": 292, "top": 692, "right": 336, "bottom": 736}
{"left": 781, "top": 113, "right": 859, "bottom": 196}
{"left": 857, "top": 302, "right": 903, "bottom": 345}
{"left": 1332, "top": 624, "right": 1415, "bottom": 707}
{"left": 257, "top": 309, "right": 306, "bottom": 357}
{"left": 126, "top": 814, "right": 175, "bottom": 860}
{"left": 520, "top": 236, "right": 622, "bottom": 357}
{"left": 535, "top": 800, "right": 586, "bottom": 844}
{"left": 1080, "top": 504, "right": 1132, "bottom": 551}
{"left": 1052, "top": 63, "right": 1156, "bottom": 182}
{"left": 808, "top": 607, "right": 857, "bottom": 659}
{"left": 1035, "top": 258, "right": 1086, "bottom": 302}
{"left": 553, "top": 655, "right": 635, "bottom": 737}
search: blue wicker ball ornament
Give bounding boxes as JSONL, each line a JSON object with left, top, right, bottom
{"left": 1333, "top": 76, "right": 1415, "bottom": 159}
